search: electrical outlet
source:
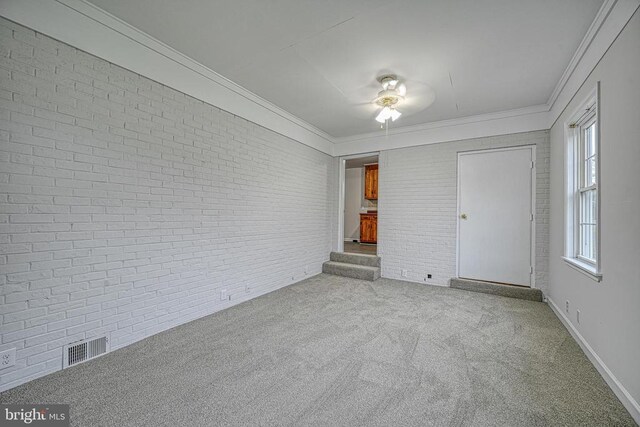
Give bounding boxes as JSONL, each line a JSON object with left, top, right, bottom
{"left": 0, "top": 348, "right": 16, "bottom": 370}
{"left": 577, "top": 310, "right": 580, "bottom": 324}
{"left": 401, "top": 269, "right": 408, "bottom": 278}
{"left": 427, "top": 274, "right": 432, "bottom": 279}
{"left": 220, "top": 289, "right": 228, "bottom": 301}
{"left": 565, "top": 300, "right": 569, "bottom": 313}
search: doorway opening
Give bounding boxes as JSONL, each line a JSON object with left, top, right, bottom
{"left": 339, "top": 153, "right": 379, "bottom": 255}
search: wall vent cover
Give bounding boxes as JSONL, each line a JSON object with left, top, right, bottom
{"left": 63, "top": 336, "right": 109, "bottom": 368}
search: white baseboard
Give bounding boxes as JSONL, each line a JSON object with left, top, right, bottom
{"left": 344, "top": 238, "right": 359, "bottom": 242}
{"left": 548, "top": 297, "right": 640, "bottom": 423}
{"left": 0, "top": 271, "right": 323, "bottom": 393}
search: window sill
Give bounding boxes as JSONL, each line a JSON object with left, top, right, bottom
{"left": 562, "top": 257, "right": 602, "bottom": 282}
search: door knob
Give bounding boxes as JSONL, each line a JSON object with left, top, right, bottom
{"left": 460, "top": 213, "right": 468, "bottom": 220}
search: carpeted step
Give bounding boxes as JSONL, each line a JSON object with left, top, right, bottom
{"left": 450, "top": 278, "right": 543, "bottom": 302}
{"left": 330, "top": 251, "right": 381, "bottom": 267}
{"left": 322, "top": 261, "right": 380, "bottom": 281}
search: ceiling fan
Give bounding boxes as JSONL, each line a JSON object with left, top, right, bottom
{"left": 347, "top": 73, "right": 436, "bottom": 128}
{"left": 373, "top": 75, "right": 406, "bottom": 124}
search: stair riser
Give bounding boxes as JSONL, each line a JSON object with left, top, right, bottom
{"left": 322, "top": 263, "right": 380, "bottom": 281}
{"left": 450, "top": 278, "right": 543, "bottom": 302}
{"left": 330, "top": 252, "right": 381, "bottom": 267}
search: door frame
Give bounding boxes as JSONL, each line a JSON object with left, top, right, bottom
{"left": 337, "top": 152, "right": 379, "bottom": 253}
{"left": 455, "top": 145, "right": 537, "bottom": 288}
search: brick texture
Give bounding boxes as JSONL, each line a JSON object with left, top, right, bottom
{"left": 0, "top": 18, "right": 335, "bottom": 391}
{"left": 378, "top": 131, "right": 550, "bottom": 292}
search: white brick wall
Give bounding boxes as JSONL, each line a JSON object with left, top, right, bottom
{"left": 378, "top": 131, "right": 550, "bottom": 292}
{"left": 0, "top": 18, "right": 335, "bottom": 391}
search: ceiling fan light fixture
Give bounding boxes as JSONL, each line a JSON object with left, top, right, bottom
{"left": 375, "top": 106, "right": 392, "bottom": 123}
{"left": 368, "top": 72, "right": 435, "bottom": 129}
{"left": 375, "top": 106, "right": 402, "bottom": 123}
{"left": 374, "top": 74, "right": 406, "bottom": 125}
{"left": 379, "top": 75, "right": 399, "bottom": 91}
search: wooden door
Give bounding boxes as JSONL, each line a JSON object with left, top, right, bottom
{"left": 372, "top": 167, "right": 378, "bottom": 199}
{"left": 364, "top": 164, "right": 378, "bottom": 200}
{"left": 371, "top": 217, "right": 377, "bottom": 243}
{"left": 360, "top": 214, "right": 377, "bottom": 243}
{"left": 360, "top": 216, "right": 369, "bottom": 242}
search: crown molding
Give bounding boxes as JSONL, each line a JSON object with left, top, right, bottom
{"left": 0, "top": 0, "right": 335, "bottom": 155}
{"left": 335, "top": 0, "right": 639, "bottom": 156}
{"left": 546, "top": 0, "right": 617, "bottom": 111}
{"left": 333, "top": 105, "right": 550, "bottom": 156}
{"left": 547, "top": 0, "right": 640, "bottom": 126}
{"left": 335, "top": 105, "right": 550, "bottom": 144}
{"left": 1, "top": 0, "right": 638, "bottom": 157}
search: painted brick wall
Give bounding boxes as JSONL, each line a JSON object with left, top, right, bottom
{"left": 378, "top": 130, "right": 550, "bottom": 292}
{"left": 0, "top": 18, "right": 335, "bottom": 391}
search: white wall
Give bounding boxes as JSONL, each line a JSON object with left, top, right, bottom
{"left": 0, "top": 18, "right": 334, "bottom": 391}
{"left": 548, "top": 9, "right": 640, "bottom": 418}
{"left": 378, "top": 131, "right": 550, "bottom": 292}
{"left": 0, "top": 0, "right": 335, "bottom": 156}
{"left": 344, "top": 168, "right": 362, "bottom": 241}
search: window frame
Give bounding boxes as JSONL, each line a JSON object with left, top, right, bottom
{"left": 575, "top": 113, "right": 597, "bottom": 264}
{"left": 563, "top": 83, "right": 602, "bottom": 281}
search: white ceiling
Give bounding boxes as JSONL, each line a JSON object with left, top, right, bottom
{"left": 87, "top": 0, "right": 604, "bottom": 138}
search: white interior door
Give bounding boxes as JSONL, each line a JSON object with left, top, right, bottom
{"left": 458, "top": 147, "right": 534, "bottom": 286}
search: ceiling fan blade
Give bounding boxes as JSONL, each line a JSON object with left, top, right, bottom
{"left": 343, "top": 74, "right": 436, "bottom": 121}
{"left": 396, "top": 80, "right": 436, "bottom": 116}
{"left": 397, "top": 83, "right": 407, "bottom": 97}
{"left": 347, "top": 102, "right": 380, "bottom": 120}
{"left": 343, "top": 79, "right": 381, "bottom": 104}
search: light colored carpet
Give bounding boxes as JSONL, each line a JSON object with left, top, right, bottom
{"left": 0, "top": 274, "right": 635, "bottom": 426}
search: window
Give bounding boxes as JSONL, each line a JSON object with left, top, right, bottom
{"left": 564, "top": 83, "right": 601, "bottom": 280}
{"left": 577, "top": 113, "right": 597, "bottom": 262}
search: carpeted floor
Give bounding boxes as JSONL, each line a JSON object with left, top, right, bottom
{"left": 0, "top": 274, "right": 635, "bottom": 426}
